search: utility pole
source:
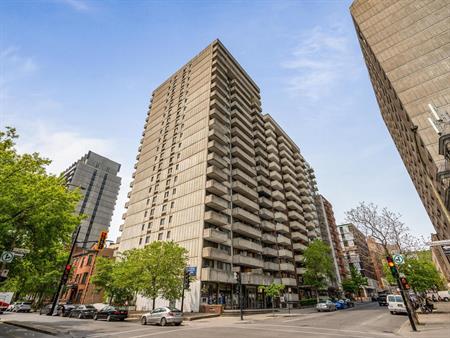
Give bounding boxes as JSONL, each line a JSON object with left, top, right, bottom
{"left": 233, "top": 270, "right": 243, "bottom": 320}
{"left": 181, "top": 268, "right": 190, "bottom": 313}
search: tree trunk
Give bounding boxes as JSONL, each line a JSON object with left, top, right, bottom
{"left": 152, "top": 297, "right": 156, "bottom": 310}
{"left": 272, "top": 300, "right": 275, "bottom": 317}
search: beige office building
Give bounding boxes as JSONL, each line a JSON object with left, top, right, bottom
{"left": 117, "top": 40, "right": 321, "bottom": 311}
{"left": 351, "top": 0, "right": 450, "bottom": 282}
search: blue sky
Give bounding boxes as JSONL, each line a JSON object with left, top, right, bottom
{"left": 0, "top": 0, "right": 435, "bottom": 241}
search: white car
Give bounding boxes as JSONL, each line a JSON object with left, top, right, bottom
{"left": 387, "top": 294, "right": 407, "bottom": 315}
{"left": 140, "top": 307, "right": 183, "bottom": 326}
{"left": 9, "top": 302, "right": 32, "bottom": 313}
{"left": 316, "top": 300, "right": 337, "bottom": 312}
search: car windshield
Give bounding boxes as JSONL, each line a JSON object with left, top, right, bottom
{"left": 85, "top": 305, "right": 96, "bottom": 309}
{"left": 168, "top": 307, "right": 181, "bottom": 312}
{"left": 395, "top": 296, "right": 403, "bottom": 302}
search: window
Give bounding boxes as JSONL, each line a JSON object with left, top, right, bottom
{"left": 169, "top": 216, "right": 172, "bottom": 223}
{"left": 146, "top": 198, "right": 150, "bottom": 205}
{"left": 145, "top": 236, "right": 150, "bottom": 243}
{"left": 152, "top": 196, "right": 157, "bottom": 202}
{"left": 167, "top": 231, "right": 171, "bottom": 239}
{"left": 171, "top": 201, "right": 175, "bottom": 208}
{"left": 160, "top": 218, "right": 165, "bottom": 225}
{"left": 166, "top": 179, "right": 171, "bottom": 186}
{"left": 148, "top": 187, "right": 152, "bottom": 193}
{"left": 141, "top": 224, "right": 146, "bottom": 231}
{"left": 144, "top": 211, "right": 148, "bottom": 218}
{"left": 176, "top": 164, "right": 179, "bottom": 170}
{"left": 162, "top": 204, "right": 167, "bottom": 212}
{"left": 148, "top": 222, "right": 152, "bottom": 229}
{"left": 139, "top": 238, "right": 143, "bottom": 245}
{"left": 174, "top": 176, "right": 178, "bottom": 183}
{"left": 172, "top": 188, "right": 176, "bottom": 195}
{"left": 168, "top": 168, "right": 172, "bottom": 174}
{"left": 87, "top": 255, "right": 93, "bottom": 266}
{"left": 81, "top": 272, "right": 88, "bottom": 284}
{"left": 177, "top": 153, "right": 181, "bottom": 159}
{"left": 164, "top": 191, "right": 169, "bottom": 198}
{"left": 158, "top": 233, "right": 163, "bottom": 240}
{"left": 150, "top": 208, "right": 155, "bottom": 216}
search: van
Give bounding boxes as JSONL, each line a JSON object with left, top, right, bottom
{"left": 387, "top": 294, "right": 407, "bottom": 315}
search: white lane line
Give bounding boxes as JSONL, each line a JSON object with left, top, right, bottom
{"left": 130, "top": 327, "right": 201, "bottom": 338}
{"left": 87, "top": 327, "right": 154, "bottom": 338}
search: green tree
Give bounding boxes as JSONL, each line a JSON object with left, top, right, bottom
{"left": 0, "top": 127, "right": 83, "bottom": 303}
{"left": 260, "top": 283, "right": 285, "bottom": 316}
{"left": 342, "top": 266, "right": 368, "bottom": 301}
{"left": 303, "top": 240, "right": 335, "bottom": 301}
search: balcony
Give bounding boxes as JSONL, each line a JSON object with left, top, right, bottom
{"left": 233, "top": 207, "right": 259, "bottom": 225}
{"left": 277, "top": 235, "right": 291, "bottom": 246}
{"left": 285, "top": 191, "right": 301, "bottom": 203}
{"left": 205, "top": 194, "right": 229, "bottom": 211}
{"left": 233, "top": 238, "right": 262, "bottom": 253}
{"left": 232, "top": 158, "right": 255, "bottom": 176}
{"left": 280, "top": 263, "right": 295, "bottom": 272}
{"left": 273, "top": 200, "right": 286, "bottom": 211}
{"left": 289, "top": 221, "right": 303, "bottom": 231}
{"left": 287, "top": 200, "right": 302, "bottom": 211}
{"left": 263, "top": 261, "right": 279, "bottom": 271}
{"left": 233, "top": 222, "right": 261, "bottom": 239}
{"left": 262, "top": 233, "right": 277, "bottom": 244}
{"left": 203, "top": 228, "right": 230, "bottom": 245}
{"left": 233, "top": 255, "right": 264, "bottom": 268}
{"left": 265, "top": 129, "right": 276, "bottom": 139}
{"left": 208, "top": 128, "right": 229, "bottom": 145}
{"left": 288, "top": 210, "right": 302, "bottom": 221}
{"left": 281, "top": 163, "right": 296, "bottom": 176}
{"left": 272, "top": 190, "right": 285, "bottom": 201}
{"left": 274, "top": 212, "right": 288, "bottom": 223}
{"left": 254, "top": 138, "right": 265, "bottom": 150}
{"left": 261, "top": 220, "right": 275, "bottom": 231}
{"left": 232, "top": 181, "right": 258, "bottom": 201}
{"left": 304, "top": 212, "right": 315, "bottom": 221}
{"left": 241, "top": 272, "right": 274, "bottom": 286}
{"left": 270, "top": 170, "right": 283, "bottom": 182}
{"left": 283, "top": 173, "right": 296, "bottom": 186}
{"left": 207, "top": 152, "right": 228, "bottom": 169}
{"left": 231, "top": 117, "right": 253, "bottom": 139}
{"left": 232, "top": 169, "right": 257, "bottom": 188}
{"left": 267, "top": 153, "right": 279, "bottom": 163}
{"left": 257, "top": 185, "right": 271, "bottom": 198}
{"left": 209, "top": 108, "right": 229, "bottom": 125}
{"left": 278, "top": 248, "right": 293, "bottom": 258}
{"left": 293, "top": 243, "right": 307, "bottom": 251}
{"left": 206, "top": 180, "right": 228, "bottom": 196}
{"left": 232, "top": 146, "right": 255, "bottom": 166}
{"left": 266, "top": 136, "right": 277, "bottom": 146}
{"left": 291, "top": 231, "right": 308, "bottom": 242}
{"left": 255, "top": 156, "right": 268, "bottom": 168}
{"left": 207, "top": 166, "right": 227, "bottom": 182}
{"left": 285, "top": 183, "right": 299, "bottom": 194}
{"left": 231, "top": 136, "right": 255, "bottom": 157}
{"left": 306, "top": 221, "right": 317, "bottom": 230}
{"left": 271, "top": 180, "right": 283, "bottom": 191}
{"left": 294, "top": 254, "right": 304, "bottom": 263}
{"left": 303, "top": 203, "right": 314, "bottom": 212}
{"left": 208, "top": 140, "right": 228, "bottom": 157}
{"left": 256, "top": 165, "right": 269, "bottom": 177}
{"left": 267, "top": 144, "right": 277, "bottom": 154}
{"left": 202, "top": 247, "right": 231, "bottom": 263}
{"left": 297, "top": 267, "right": 306, "bottom": 275}
{"left": 276, "top": 223, "right": 290, "bottom": 234}
{"left": 259, "top": 196, "right": 272, "bottom": 208}
{"left": 232, "top": 194, "right": 259, "bottom": 213}
{"left": 259, "top": 208, "right": 274, "bottom": 220}
{"left": 204, "top": 210, "right": 228, "bottom": 227}
{"left": 262, "top": 247, "right": 278, "bottom": 257}
{"left": 268, "top": 161, "right": 281, "bottom": 172}
{"left": 281, "top": 277, "right": 297, "bottom": 286}
{"left": 202, "top": 267, "right": 235, "bottom": 284}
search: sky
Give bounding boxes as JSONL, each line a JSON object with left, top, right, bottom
{"left": 0, "top": 0, "right": 436, "bottom": 242}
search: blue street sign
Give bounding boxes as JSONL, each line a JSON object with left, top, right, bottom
{"left": 186, "top": 266, "right": 197, "bottom": 276}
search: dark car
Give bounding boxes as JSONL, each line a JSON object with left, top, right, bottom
{"left": 57, "top": 304, "right": 75, "bottom": 317}
{"left": 378, "top": 295, "right": 388, "bottom": 306}
{"left": 39, "top": 304, "right": 53, "bottom": 315}
{"left": 69, "top": 305, "right": 97, "bottom": 319}
{"left": 94, "top": 306, "right": 128, "bottom": 321}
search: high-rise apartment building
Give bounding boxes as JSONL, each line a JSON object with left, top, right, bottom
{"left": 62, "top": 151, "right": 121, "bottom": 248}
{"left": 350, "top": 0, "right": 450, "bottom": 282}
{"left": 337, "top": 223, "right": 377, "bottom": 297}
{"left": 316, "top": 195, "right": 347, "bottom": 286}
{"left": 366, "top": 236, "right": 399, "bottom": 291}
{"left": 117, "top": 40, "right": 322, "bottom": 311}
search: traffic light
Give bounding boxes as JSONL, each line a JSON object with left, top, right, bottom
{"left": 386, "top": 256, "right": 399, "bottom": 279}
{"left": 62, "top": 264, "right": 72, "bottom": 284}
{"left": 183, "top": 270, "right": 190, "bottom": 289}
{"left": 400, "top": 276, "right": 410, "bottom": 290}
{"left": 97, "top": 231, "right": 108, "bottom": 250}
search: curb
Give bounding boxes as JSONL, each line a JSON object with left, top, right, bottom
{"left": 3, "top": 321, "right": 59, "bottom": 336}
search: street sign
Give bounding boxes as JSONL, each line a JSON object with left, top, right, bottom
{"left": 13, "top": 252, "right": 24, "bottom": 258}
{"left": 0, "top": 269, "right": 9, "bottom": 277}
{"left": 393, "top": 254, "right": 404, "bottom": 265}
{"left": 280, "top": 296, "right": 285, "bottom": 303}
{"left": 186, "top": 266, "right": 197, "bottom": 276}
{"left": 12, "top": 248, "right": 30, "bottom": 254}
{"left": 0, "top": 251, "right": 14, "bottom": 263}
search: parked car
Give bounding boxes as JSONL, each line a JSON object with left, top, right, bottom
{"left": 11, "top": 302, "right": 32, "bottom": 312}
{"left": 57, "top": 304, "right": 75, "bottom": 317}
{"left": 333, "top": 300, "right": 346, "bottom": 310}
{"left": 377, "top": 294, "right": 388, "bottom": 306}
{"left": 0, "top": 300, "right": 10, "bottom": 312}
{"left": 344, "top": 299, "right": 355, "bottom": 308}
{"left": 39, "top": 304, "right": 53, "bottom": 315}
{"left": 69, "top": 305, "right": 97, "bottom": 319}
{"left": 94, "top": 306, "right": 128, "bottom": 321}
{"left": 140, "top": 307, "right": 183, "bottom": 326}
{"left": 387, "top": 294, "right": 407, "bottom": 315}
{"left": 316, "top": 300, "right": 337, "bottom": 312}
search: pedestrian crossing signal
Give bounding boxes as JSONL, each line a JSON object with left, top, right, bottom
{"left": 98, "top": 231, "right": 108, "bottom": 250}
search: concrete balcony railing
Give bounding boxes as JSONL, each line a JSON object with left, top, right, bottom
{"left": 232, "top": 158, "right": 256, "bottom": 176}
{"left": 231, "top": 124, "right": 253, "bottom": 146}
{"left": 263, "top": 261, "right": 279, "bottom": 271}
{"left": 285, "top": 191, "right": 301, "bottom": 203}
{"left": 233, "top": 255, "right": 264, "bottom": 268}
{"left": 267, "top": 144, "right": 277, "bottom": 154}
{"left": 298, "top": 180, "right": 308, "bottom": 189}
{"left": 209, "top": 107, "right": 229, "bottom": 125}
{"left": 294, "top": 254, "right": 304, "bottom": 263}
{"left": 273, "top": 200, "right": 287, "bottom": 211}
{"left": 281, "top": 163, "right": 296, "bottom": 176}
{"left": 266, "top": 136, "right": 277, "bottom": 146}
{"left": 232, "top": 181, "right": 258, "bottom": 201}
{"left": 233, "top": 237, "right": 262, "bottom": 253}
{"left": 296, "top": 267, "right": 306, "bottom": 275}
{"left": 231, "top": 117, "right": 253, "bottom": 139}
{"left": 207, "top": 166, "right": 227, "bottom": 182}
{"left": 262, "top": 233, "right": 277, "bottom": 244}
{"left": 272, "top": 190, "right": 285, "bottom": 201}
{"left": 270, "top": 170, "right": 283, "bottom": 182}
{"left": 207, "top": 152, "right": 228, "bottom": 169}
{"left": 203, "top": 228, "right": 230, "bottom": 245}
{"left": 303, "top": 203, "right": 314, "bottom": 212}
{"left": 291, "top": 231, "right": 308, "bottom": 243}
{"left": 277, "top": 234, "right": 291, "bottom": 246}
{"left": 287, "top": 200, "right": 302, "bottom": 211}
{"left": 232, "top": 169, "right": 257, "bottom": 188}
{"left": 299, "top": 190, "right": 309, "bottom": 198}
{"left": 265, "top": 129, "right": 276, "bottom": 140}
{"left": 256, "top": 165, "right": 269, "bottom": 177}
{"left": 268, "top": 161, "right": 281, "bottom": 172}
{"left": 208, "top": 128, "right": 229, "bottom": 146}
{"left": 205, "top": 194, "right": 229, "bottom": 211}
{"left": 283, "top": 173, "right": 296, "bottom": 186}
{"left": 288, "top": 210, "right": 302, "bottom": 221}
{"left": 232, "top": 136, "right": 255, "bottom": 157}
{"left": 206, "top": 180, "right": 228, "bottom": 196}
{"left": 271, "top": 180, "right": 283, "bottom": 191}
{"left": 267, "top": 152, "right": 279, "bottom": 163}
{"left": 208, "top": 140, "right": 228, "bottom": 157}
{"left": 259, "top": 208, "right": 274, "bottom": 220}
{"left": 233, "top": 222, "right": 261, "bottom": 239}
{"left": 262, "top": 246, "right": 278, "bottom": 257}
{"left": 289, "top": 221, "right": 303, "bottom": 231}
{"left": 293, "top": 242, "right": 307, "bottom": 252}
{"left": 255, "top": 145, "right": 266, "bottom": 157}
{"left": 202, "top": 267, "right": 235, "bottom": 284}
{"left": 280, "top": 150, "right": 294, "bottom": 163}
{"left": 285, "top": 183, "right": 299, "bottom": 194}
{"left": 204, "top": 210, "right": 229, "bottom": 227}
{"left": 241, "top": 272, "right": 274, "bottom": 286}
{"left": 306, "top": 221, "right": 317, "bottom": 230}
{"left": 257, "top": 185, "right": 271, "bottom": 197}
{"left": 259, "top": 196, "right": 272, "bottom": 208}
{"left": 264, "top": 121, "right": 276, "bottom": 132}
{"left": 274, "top": 211, "right": 288, "bottom": 223}
{"left": 278, "top": 248, "right": 293, "bottom": 258}
{"left": 261, "top": 220, "right": 276, "bottom": 232}
{"left": 280, "top": 263, "right": 295, "bottom": 272}
{"left": 232, "top": 146, "right": 255, "bottom": 167}
{"left": 202, "top": 247, "right": 231, "bottom": 263}
{"left": 304, "top": 212, "right": 315, "bottom": 221}
{"left": 276, "top": 223, "right": 290, "bottom": 234}
{"left": 255, "top": 155, "right": 268, "bottom": 168}
{"left": 281, "top": 277, "right": 297, "bottom": 286}
{"left": 232, "top": 193, "right": 259, "bottom": 213}
{"left": 233, "top": 207, "right": 259, "bottom": 225}
{"left": 297, "top": 172, "right": 307, "bottom": 181}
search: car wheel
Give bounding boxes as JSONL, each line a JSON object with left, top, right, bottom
{"left": 107, "top": 315, "right": 112, "bottom": 322}
{"left": 78, "top": 313, "right": 83, "bottom": 319}
{"left": 94, "top": 314, "right": 98, "bottom": 320}
{"left": 175, "top": 322, "right": 181, "bottom": 326}
{"left": 160, "top": 317, "right": 167, "bottom": 326}
{"left": 390, "top": 311, "right": 395, "bottom": 315}
{"left": 444, "top": 297, "right": 449, "bottom": 302}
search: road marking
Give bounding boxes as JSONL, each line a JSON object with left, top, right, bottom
{"left": 130, "top": 327, "right": 202, "bottom": 338}
{"left": 87, "top": 328, "right": 155, "bottom": 337}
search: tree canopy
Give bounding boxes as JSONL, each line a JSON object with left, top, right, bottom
{"left": 0, "top": 127, "right": 83, "bottom": 301}
{"left": 342, "top": 266, "right": 368, "bottom": 298}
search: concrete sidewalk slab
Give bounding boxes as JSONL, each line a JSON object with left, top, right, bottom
{"left": 3, "top": 320, "right": 60, "bottom": 336}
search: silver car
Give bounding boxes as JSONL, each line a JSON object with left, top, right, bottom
{"left": 12, "top": 302, "right": 32, "bottom": 313}
{"left": 140, "top": 307, "right": 183, "bottom": 326}
{"left": 316, "top": 300, "right": 337, "bottom": 312}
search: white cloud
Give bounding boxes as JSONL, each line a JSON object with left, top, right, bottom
{"left": 282, "top": 26, "right": 360, "bottom": 101}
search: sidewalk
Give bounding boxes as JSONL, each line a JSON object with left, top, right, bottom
{"left": 398, "top": 302, "right": 450, "bottom": 338}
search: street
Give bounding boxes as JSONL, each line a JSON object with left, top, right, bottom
{"left": 0, "top": 303, "right": 407, "bottom": 338}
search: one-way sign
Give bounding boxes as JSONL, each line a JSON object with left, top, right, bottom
{"left": 0, "top": 251, "right": 14, "bottom": 263}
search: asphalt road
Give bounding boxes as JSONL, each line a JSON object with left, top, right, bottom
{"left": 0, "top": 302, "right": 407, "bottom": 338}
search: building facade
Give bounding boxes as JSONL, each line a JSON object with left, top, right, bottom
{"left": 62, "top": 151, "right": 121, "bottom": 248}
{"left": 337, "top": 223, "right": 377, "bottom": 296}
{"left": 117, "top": 40, "right": 322, "bottom": 311}
{"left": 62, "top": 245, "right": 117, "bottom": 304}
{"left": 351, "top": 0, "right": 450, "bottom": 281}
{"left": 315, "top": 195, "right": 347, "bottom": 286}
